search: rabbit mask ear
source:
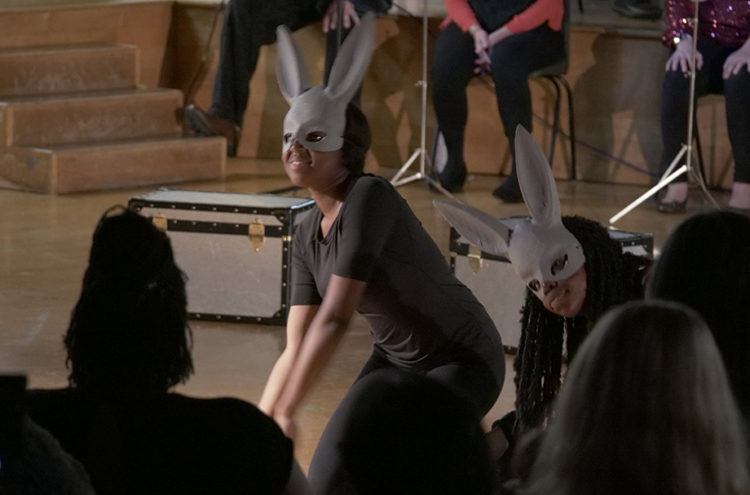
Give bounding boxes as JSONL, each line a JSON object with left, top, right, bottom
{"left": 433, "top": 200, "right": 512, "bottom": 257}
{"left": 507, "top": 125, "right": 585, "bottom": 300}
{"left": 277, "top": 13, "right": 375, "bottom": 153}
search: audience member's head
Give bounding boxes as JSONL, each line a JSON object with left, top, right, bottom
{"left": 339, "top": 369, "right": 495, "bottom": 495}
{"left": 515, "top": 215, "right": 647, "bottom": 430}
{"left": 647, "top": 210, "right": 750, "bottom": 424}
{"left": 64, "top": 206, "right": 193, "bottom": 399}
{"left": 523, "top": 300, "right": 749, "bottom": 495}
{"left": 0, "top": 417, "right": 95, "bottom": 495}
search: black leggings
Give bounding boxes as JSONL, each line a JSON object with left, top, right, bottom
{"left": 660, "top": 39, "right": 750, "bottom": 183}
{"left": 431, "top": 22, "right": 564, "bottom": 173}
{"left": 307, "top": 348, "right": 501, "bottom": 494}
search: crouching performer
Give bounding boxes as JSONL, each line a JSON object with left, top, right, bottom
{"left": 435, "top": 126, "right": 650, "bottom": 485}
{"left": 259, "top": 14, "right": 506, "bottom": 495}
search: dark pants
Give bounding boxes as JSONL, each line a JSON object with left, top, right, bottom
{"left": 431, "top": 22, "right": 564, "bottom": 176}
{"left": 209, "top": 0, "right": 391, "bottom": 126}
{"left": 660, "top": 39, "right": 750, "bottom": 183}
{"left": 307, "top": 348, "right": 502, "bottom": 495}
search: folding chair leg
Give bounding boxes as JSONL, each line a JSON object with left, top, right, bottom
{"left": 558, "top": 76, "right": 577, "bottom": 181}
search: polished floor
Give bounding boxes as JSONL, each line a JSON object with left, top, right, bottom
{"left": 0, "top": 156, "right": 725, "bottom": 470}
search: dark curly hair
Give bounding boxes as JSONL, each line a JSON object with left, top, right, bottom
{"left": 341, "top": 102, "right": 371, "bottom": 175}
{"left": 64, "top": 206, "right": 193, "bottom": 398}
{"left": 513, "top": 216, "right": 649, "bottom": 431}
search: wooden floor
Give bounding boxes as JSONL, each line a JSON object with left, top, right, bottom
{"left": 0, "top": 155, "right": 726, "bottom": 470}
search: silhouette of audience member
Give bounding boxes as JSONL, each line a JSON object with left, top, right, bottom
{"left": 0, "top": 415, "right": 95, "bottom": 495}
{"left": 25, "top": 206, "right": 310, "bottom": 495}
{"left": 184, "top": 0, "right": 392, "bottom": 156}
{"left": 523, "top": 300, "right": 750, "bottom": 495}
{"left": 647, "top": 210, "right": 750, "bottom": 446}
{"left": 337, "top": 368, "right": 496, "bottom": 495}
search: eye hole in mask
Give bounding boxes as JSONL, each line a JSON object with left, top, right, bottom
{"left": 550, "top": 254, "right": 568, "bottom": 276}
{"left": 284, "top": 133, "right": 293, "bottom": 144}
{"left": 306, "top": 131, "right": 327, "bottom": 143}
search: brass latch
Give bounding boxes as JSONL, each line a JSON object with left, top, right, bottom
{"left": 468, "top": 245, "right": 482, "bottom": 273}
{"left": 152, "top": 213, "right": 168, "bottom": 232}
{"left": 248, "top": 219, "right": 265, "bottom": 252}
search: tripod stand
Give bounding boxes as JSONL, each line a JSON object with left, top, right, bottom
{"left": 609, "top": 0, "right": 717, "bottom": 225}
{"left": 390, "top": 0, "right": 455, "bottom": 198}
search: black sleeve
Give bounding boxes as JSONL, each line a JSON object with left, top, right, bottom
{"left": 334, "top": 178, "right": 401, "bottom": 281}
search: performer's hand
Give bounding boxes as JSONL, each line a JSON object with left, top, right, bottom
{"left": 666, "top": 38, "right": 703, "bottom": 73}
{"left": 323, "top": 0, "right": 359, "bottom": 33}
{"left": 722, "top": 44, "right": 750, "bottom": 79}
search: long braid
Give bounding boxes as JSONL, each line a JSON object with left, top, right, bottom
{"left": 513, "top": 216, "right": 649, "bottom": 432}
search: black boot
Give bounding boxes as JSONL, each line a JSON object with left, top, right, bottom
{"left": 438, "top": 159, "right": 467, "bottom": 193}
{"left": 492, "top": 169, "right": 523, "bottom": 203}
{"left": 613, "top": 0, "right": 662, "bottom": 19}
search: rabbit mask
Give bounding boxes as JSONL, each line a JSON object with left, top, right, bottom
{"left": 276, "top": 13, "right": 375, "bottom": 153}
{"left": 434, "top": 126, "right": 585, "bottom": 301}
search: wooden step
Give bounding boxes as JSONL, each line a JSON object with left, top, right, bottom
{"left": 0, "top": 88, "right": 183, "bottom": 147}
{"left": 0, "top": 44, "right": 138, "bottom": 98}
{"left": 0, "top": 136, "right": 226, "bottom": 194}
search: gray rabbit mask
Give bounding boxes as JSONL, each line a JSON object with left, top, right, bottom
{"left": 276, "top": 14, "right": 375, "bottom": 153}
{"left": 434, "top": 126, "right": 585, "bottom": 301}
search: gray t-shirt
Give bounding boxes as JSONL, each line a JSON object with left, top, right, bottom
{"left": 291, "top": 175, "right": 504, "bottom": 380}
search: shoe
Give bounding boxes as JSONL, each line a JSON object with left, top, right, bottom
{"left": 612, "top": 0, "right": 662, "bottom": 19}
{"left": 656, "top": 198, "right": 687, "bottom": 214}
{"left": 492, "top": 178, "right": 523, "bottom": 203}
{"left": 437, "top": 162, "right": 467, "bottom": 193}
{"left": 183, "top": 104, "right": 240, "bottom": 157}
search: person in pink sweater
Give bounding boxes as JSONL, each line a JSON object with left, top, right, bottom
{"left": 430, "top": 0, "right": 564, "bottom": 200}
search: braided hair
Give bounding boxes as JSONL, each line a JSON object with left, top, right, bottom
{"left": 513, "top": 216, "right": 648, "bottom": 431}
{"left": 64, "top": 206, "right": 194, "bottom": 399}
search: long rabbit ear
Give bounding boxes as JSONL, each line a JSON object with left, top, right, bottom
{"left": 324, "top": 12, "right": 375, "bottom": 104}
{"left": 276, "top": 24, "right": 311, "bottom": 104}
{"left": 433, "top": 200, "right": 511, "bottom": 256}
{"left": 514, "top": 125, "right": 561, "bottom": 228}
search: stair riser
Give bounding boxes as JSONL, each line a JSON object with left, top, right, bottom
{"left": 0, "top": 138, "right": 226, "bottom": 194}
{"left": 0, "top": 45, "right": 138, "bottom": 98}
{"left": 2, "top": 91, "right": 183, "bottom": 146}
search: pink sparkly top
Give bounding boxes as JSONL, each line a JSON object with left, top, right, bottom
{"left": 662, "top": 0, "right": 750, "bottom": 48}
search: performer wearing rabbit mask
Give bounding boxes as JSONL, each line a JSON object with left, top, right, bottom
{"left": 259, "top": 15, "right": 505, "bottom": 494}
{"left": 435, "top": 126, "right": 650, "bottom": 481}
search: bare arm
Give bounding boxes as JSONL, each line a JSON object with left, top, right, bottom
{"left": 258, "top": 304, "right": 319, "bottom": 416}
{"left": 271, "top": 274, "right": 367, "bottom": 437}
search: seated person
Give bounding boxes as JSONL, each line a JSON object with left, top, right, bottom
{"left": 431, "top": 0, "right": 564, "bottom": 199}
{"left": 184, "top": 0, "right": 392, "bottom": 156}
{"left": 25, "top": 207, "right": 310, "bottom": 495}
{"left": 523, "top": 301, "right": 750, "bottom": 495}
{"left": 647, "top": 210, "right": 750, "bottom": 451}
{"left": 436, "top": 127, "right": 650, "bottom": 480}
{"left": 657, "top": 0, "right": 750, "bottom": 213}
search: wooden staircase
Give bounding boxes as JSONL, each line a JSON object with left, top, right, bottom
{"left": 0, "top": 43, "right": 225, "bottom": 194}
